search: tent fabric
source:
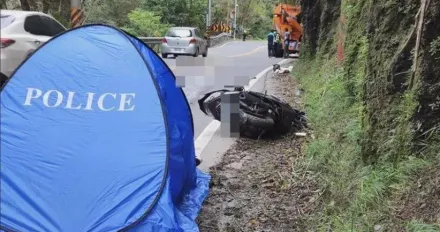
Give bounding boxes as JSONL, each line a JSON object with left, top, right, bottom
{"left": 127, "top": 36, "right": 196, "bottom": 203}
{"left": 127, "top": 169, "right": 210, "bottom": 232}
{"left": 0, "top": 24, "right": 210, "bottom": 232}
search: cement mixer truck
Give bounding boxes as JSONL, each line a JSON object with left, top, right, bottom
{"left": 272, "top": 3, "right": 303, "bottom": 58}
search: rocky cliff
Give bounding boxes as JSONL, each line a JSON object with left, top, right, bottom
{"left": 301, "top": 0, "right": 440, "bottom": 162}
{"left": 294, "top": 0, "right": 440, "bottom": 230}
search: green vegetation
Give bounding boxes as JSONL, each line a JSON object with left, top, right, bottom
{"left": 7, "top": 0, "right": 439, "bottom": 230}
{"left": 430, "top": 36, "right": 440, "bottom": 59}
{"left": 406, "top": 221, "right": 440, "bottom": 232}
{"left": 121, "top": 9, "right": 171, "bottom": 37}
{"left": 293, "top": 0, "right": 440, "bottom": 231}
{"left": 6, "top": 0, "right": 299, "bottom": 38}
{"left": 293, "top": 52, "right": 440, "bottom": 232}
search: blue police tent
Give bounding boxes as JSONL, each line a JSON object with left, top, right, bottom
{"left": 0, "top": 24, "right": 210, "bottom": 232}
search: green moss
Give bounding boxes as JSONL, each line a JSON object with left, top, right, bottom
{"left": 429, "top": 36, "right": 440, "bottom": 59}
{"left": 293, "top": 54, "right": 431, "bottom": 231}
{"left": 293, "top": 0, "right": 439, "bottom": 229}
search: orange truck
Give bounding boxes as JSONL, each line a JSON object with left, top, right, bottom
{"left": 272, "top": 3, "right": 303, "bottom": 58}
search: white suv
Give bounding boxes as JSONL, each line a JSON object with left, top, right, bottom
{"left": 1, "top": 10, "right": 66, "bottom": 86}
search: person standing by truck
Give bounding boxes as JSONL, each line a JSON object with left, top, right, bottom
{"left": 284, "top": 28, "right": 290, "bottom": 46}
{"left": 273, "top": 31, "right": 281, "bottom": 57}
{"left": 284, "top": 28, "right": 290, "bottom": 57}
{"left": 267, "top": 30, "right": 275, "bottom": 57}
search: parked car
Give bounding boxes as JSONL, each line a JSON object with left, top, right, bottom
{"left": 160, "top": 27, "right": 208, "bottom": 59}
{"left": 1, "top": 10, "right": 67, "bottom": 86}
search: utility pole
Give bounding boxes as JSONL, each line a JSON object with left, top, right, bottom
{"left": 205, "top": 9, "right": 209, "bottom": 29}
{"left": 208, "top": 0, "right": 212, "bottom": 28}
{"left": 233, "top": 0, "right": 237, "bottom": 39}
{"left": 227, "top": 1, "right": 229, "bottom": 21}
{"left": 69, "top": 0, "right": 83, "bottom": 28}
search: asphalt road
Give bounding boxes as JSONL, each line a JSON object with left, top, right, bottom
{"left": 161, "top": 40, "right": 283, "bottom": 139}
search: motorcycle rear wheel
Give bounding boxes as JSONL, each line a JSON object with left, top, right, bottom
{"left": 241, "top": 111, "right": 274, "bottom": 130}
{"left": 239, "top": 111, "right": 274, "bottom": 139}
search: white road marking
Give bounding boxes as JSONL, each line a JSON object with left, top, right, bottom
{"left": 194, "top": 58, "right": 291, "bottom": 161}
{"left": 194, "top": 120, "right": 221, "bottom": 160}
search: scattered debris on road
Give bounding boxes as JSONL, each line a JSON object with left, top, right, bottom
{"left": 197, "top": 69, "right": 321, "bottom": 231}
{"left": 273, "top": 65, "right": 294, "bottom": 74}
{"left": 272, "top": 64, "right": 281, "bottom": 71}
{"left": 273, "top": 63, "right": 294, "bottom": 74}
{"left": 295, "top": 132, "right": 307, "bottom": 137}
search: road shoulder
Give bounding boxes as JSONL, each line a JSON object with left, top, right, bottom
{"left": 196, "top": 58, "right": 291, "bottom": 166}
{"left": 197, "top": 62, "right": 321, "bottom": 231}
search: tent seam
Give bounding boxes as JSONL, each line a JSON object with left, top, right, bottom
{"left": 0, "top": 24, "right": 169, "bottom": 232}
{"left": 116, "top": 28, "right": 170, "bottom": 232}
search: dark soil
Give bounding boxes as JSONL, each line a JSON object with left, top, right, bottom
{"left": 197, "top": 71, "right": 321, "bottom": 232}
{"left": 391, "top": 162, "right": 440, "bottom": 229}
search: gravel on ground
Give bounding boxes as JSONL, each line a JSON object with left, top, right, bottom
{"left": 197, "top": 70, "right": 321, "bottom": 232}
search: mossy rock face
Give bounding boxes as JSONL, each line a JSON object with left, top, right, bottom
{"left": 413, "top": 2, "right": 440, "bottom": 136}
{"left": 296, "top": 0, "right": 440, "bottom": 229}
{"left": 358, "top": 0, "right": 420, "bottom": 161}
{"left": 362, "top": 0, "right": 440, "bottom": 159}
{"left": 301, "top": 0, "right": 440, "bottom": 162}
{"left": 301, "top": 0, "right": 342, "bottom": 57}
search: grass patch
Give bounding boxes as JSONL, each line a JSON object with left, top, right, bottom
{"left": 405, "top": 221, "right": 440, "bottom": 232}
{"left": 291, "top": 0, "right": 440, "bottom": 230}
{"left": 291, "top": 56, "right": 440, "bottom": 231}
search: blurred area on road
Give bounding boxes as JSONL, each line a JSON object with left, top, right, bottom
{"left": 162, "top": 40, "right": 283, "bottom": 138}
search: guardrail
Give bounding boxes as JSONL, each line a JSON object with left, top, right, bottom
{"left": 139, "top": 32, "right": 231, "bottom": 54}
{"left": 208, "top": 32, "right": 232, "bottom": 47}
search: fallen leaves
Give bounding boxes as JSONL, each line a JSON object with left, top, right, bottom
{"left": 197, "top": 72, "right": 321, "bottom": 232}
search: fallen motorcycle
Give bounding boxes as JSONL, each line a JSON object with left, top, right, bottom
{"left": 198, "top": 87, "right": 306, "bottom": 139}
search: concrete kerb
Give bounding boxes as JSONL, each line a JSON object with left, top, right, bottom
{"left": 195, "top": 58, "right": 295, "bottom": 171}
{"left": 246, "top": 58, "right": 292, "bottom": 92}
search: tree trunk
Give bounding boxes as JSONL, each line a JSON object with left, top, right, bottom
{"left": 43, "top": 0, "right": 51, "bottom": 13}
{"left": 20, "top": 0, "right": 30, "bottom": 11}
{"left": 239, "top": 0, "right": 252, "bottom": 29}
